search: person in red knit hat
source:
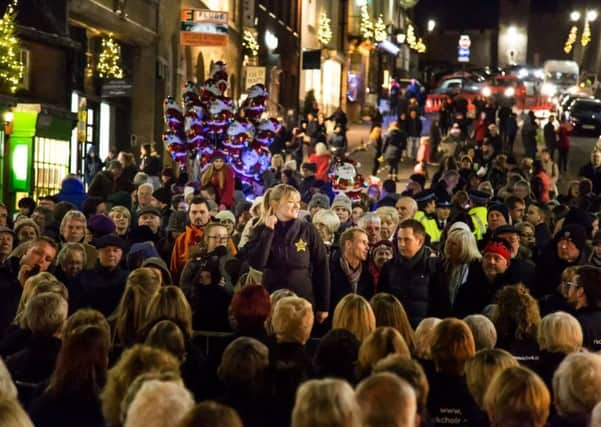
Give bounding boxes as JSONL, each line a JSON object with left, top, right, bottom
{"left": 201, "top": 152, "right": 235, "bottom": 209}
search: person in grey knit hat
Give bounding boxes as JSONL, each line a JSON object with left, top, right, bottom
{"left": 331, "top": 194, "right": 352, "bottom": 226}
{"left": 308, "top": 193, "right": 331, "bottom": 216}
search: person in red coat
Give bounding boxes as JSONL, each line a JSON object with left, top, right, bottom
{"left": 309, "top": 142, "right": 332, "bottom": 181}
{"left": 201, "top": 153, "right": 235, "bottom": 208}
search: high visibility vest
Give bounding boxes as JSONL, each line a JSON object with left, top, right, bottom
{"left": 415, "top": 210, "right": 442, "bottom": 243}
{"left": 469, "top": 206, "right": 488, "bottom": 241}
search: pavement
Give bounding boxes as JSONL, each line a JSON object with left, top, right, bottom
{"left": 342, "top": 114, "right": 599, "bottom": 194}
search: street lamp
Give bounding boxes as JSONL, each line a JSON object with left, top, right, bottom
{"left": 570, "top": 10, "right": 581, "bottom": 22}
{"left": 427, "top": 19, "right": 436, "bottom": 32}
{"left": 586, "top": 10, "right": 598, "bottom": 22}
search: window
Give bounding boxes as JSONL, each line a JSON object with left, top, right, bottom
{"left": 19, "top": 48, "right": 30, "bottom": 90}
{"left": 33, "top": 137, "right": 70, "bottom": 198}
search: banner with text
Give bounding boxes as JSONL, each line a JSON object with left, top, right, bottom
{"left": 181, "top": 9, "right": 229, "bottom": 46}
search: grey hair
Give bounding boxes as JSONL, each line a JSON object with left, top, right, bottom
{"left": 359, "top": 212, "right": 381, "bottom": 228}
{"left": 464, "top": 314, "right": 497, "bottom": 350}
{"left": 444, "top": 226, "right": 482, "bottom": 264}
{"left": 553, "top": 352, "right": 601, "bottom": 419}
{"left": 56, "top": 242, "right": 87, "bottom": 268}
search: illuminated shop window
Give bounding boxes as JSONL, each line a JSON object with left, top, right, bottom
{"left": 33, "top": 137, "right": 70, "bottom": 199}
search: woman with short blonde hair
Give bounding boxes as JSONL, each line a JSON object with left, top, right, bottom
{"left": 271, "top": 296, "right": 314, "bottom": 344}
{"left": 553, "top": 352, "right": 601, "bottom": 425}
{"left": 370, "top": 293, "right": 415, "bottom": 354}
{"left": 465, "top": 348, "right": 518, "bottom": 408}
{"left": 333, "top": 294, "right": 376, "bottom": 342}
{"left": 358, "top": 327, "right": 410, "bottom": 378}
{"left": 413, "top": 317, "right": 441, "bottom": 359}
{"left": 538, "top": 311, "right": 582, "bottom": 354}
{"left": 375, "top": 206, "right": 400, "bottom": 240}
{"left": 292, "top": 378, "right": 361, "bottom": 427}
{"left": 485, "top": 366, "right": 550, "bottom": 427}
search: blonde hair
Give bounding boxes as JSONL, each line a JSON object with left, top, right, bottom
{"left": 312, "top": 209, "right": 341, "bottom": 234}
{"left": 315, "top": 142, "right": 330, "bottom": 156}
{"left": 0, "top": 357, "right": 17, "bottom": 400}
{"left": 414, "top": 317, "right": 441, "bottom": 359}
{"left": 537, "top": 311, "right": 582, "bottom": 353}
{"left": 292, "top": 379, "right": 361, "bottom": 427}
{"left": 145, "top": 286, "right": 193, "bottom": 338}
{"left": 24, "top": 292, "right": 68, "bottom": 336}
{"left": 266, "top": 289, "right": 297, "bottom": 336}
{"left": 101, "top": 345, "right": 180, "bottom": 427}
{"left": 485, "top": 366, "right": 550, "bottom": 427}
{"left": 553, "top": 352, "right": 601, "bottom": 420}
{"left": 465, "top": 349, "right": 518, "bottom": 408}
{"left": 358, "top": 327, "right": 410, "bottom": 377}
{"left": 370, "top": 293, "right": 415, "bottom": 354}
{"left": 60, "top": 210, "right": 87, "bottom": 236}
{"left": 256, "top": 184, "right": 300, "bottom": 227}
{"left": 124, "top": 380, "right": 194, "bottom": 427}
{"left": 177, "top": 401, "right": 242, "bottom": 427}
{"left": 64, "top": 308, "right": 110, "bottom": 340}
{"left": 271, "top": 296, "right": 314, "bottom": 344}
{"left": 14, "top": 272, "right": 59, "bottom": 327}
{"left": 333, "top": 294, "right": 376, "bottom": 342}
{"left": 113, "top": 268, "right": 162, "bottom": 347}
{"left": 56, "top": 242, "right": 87, "bottom": 268}
{"left": 375, "top": 206, "right": 400, "bottom": 227}
{"left": 0, "top": 397, "right": 34, "bottom": 427}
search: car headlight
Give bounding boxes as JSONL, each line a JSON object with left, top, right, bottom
{"left": 482, "top": 87, "right": 492, "bottom": 97}
{"left": 504, "top": 87, "right": 515, "bottom": 97}
{"left": 541, "top": 83, "right": 557, "bottom": 96}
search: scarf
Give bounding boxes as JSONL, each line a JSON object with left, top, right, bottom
{"left": 340, "top": 256, "right": 362, "bottom": 293}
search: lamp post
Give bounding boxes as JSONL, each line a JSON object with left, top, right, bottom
{"left": 569, "top": 8, "right": 598, "bottom": 70}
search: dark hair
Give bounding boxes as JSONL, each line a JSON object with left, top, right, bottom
{"left": 504, "top": 195, "right": 524, "bottom": 210}
{"left": 53, "top": 201, "right": 78, "bottom": 225}
{"left": 313, "top": 328, "right": 360, "bottom": 384}
{"left": 398, "top": 219, "right": 426, "bottom": 238}
{"left": 82, "top": 197, "right": 105, "bottom": 218}
{"left": 17, "top": 197, "right": 36, "bottom": 214}
{"left": 49, "top": 325, "right": 110, "bottom": 396}
{"left": 189, "top": 197, "right": 209, "bottom": 210}
{"left": 382, "top": 179, "right": 396, "bottom": 194}
{"left": 577, "top": 266, "right": 601, "bottom": 307}
{"left": 230, "top": 285, "right": 271, "bottom": 335}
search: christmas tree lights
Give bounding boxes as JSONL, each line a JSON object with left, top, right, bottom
{"left": 242, "top": 29, "right": 259, "bottom": 56}
{"left": 564, "top": 26, "right": 577, "bottom": 54}
{"left": 374, "top": 14, "right": 387, "bottom": 42}
{"left": 318, "top": 11, "right": 333, "bottom": 46}
{"left": 360, "top": 3, "right": 373, "bottom": 40}
{"left": 97, "top": 35, "right": 124, "bottom": 79}
{"left": 406, "top": 24, "right": 417, "bottom": 48}
{"left": 0, "top": 0, "right": 24, "bottom": 94}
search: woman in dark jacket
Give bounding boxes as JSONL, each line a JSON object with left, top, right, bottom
{"left": 245, "top": 184, "right": 330, "bottom": 322}
{"left": 28, "top": 325, "right": 108, "bottom": 427}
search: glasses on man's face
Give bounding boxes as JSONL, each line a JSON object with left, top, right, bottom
{"left": 207, "top": 235, "right": 228, "bottom": 242}
{"left": 561, "top": 280, "right": 579, "bottom": 289}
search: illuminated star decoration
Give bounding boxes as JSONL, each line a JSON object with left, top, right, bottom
{"left": 0, "top": 0, "right": 24, "bottom": 93}
{"left": 295, "top": 239, "right": 307, "bottom": 252}
{"left": 97, "top": 35, "right": 124, "bottom": 79}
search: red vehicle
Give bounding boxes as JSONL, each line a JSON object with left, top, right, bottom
{"left": 480, "top": 75, "right": 526, "bottom": 101}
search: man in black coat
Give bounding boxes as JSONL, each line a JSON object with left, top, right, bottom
{"left": 564, "top": 265, "right": 601, "bottom": 351}
{"left": 329, "top": 227, "right": 374, "bottom": 312}
{"left": 78, "top": 234, "right": 129, "bottom": 317}
{"left": 578, "top": 150, "right": 601, "bottom": 195}
{"left": 0, "top": 237, "right": 58, "bottom": 338}
{"left": 379, "top": 219, "right": 449, "bottom": 328}
{"left": 453, "top": 238, "right": 518, "bottom": 318}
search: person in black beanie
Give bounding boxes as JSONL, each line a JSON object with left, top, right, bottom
{"left": 534, "top": 224, "right": 589, "bottom": 298}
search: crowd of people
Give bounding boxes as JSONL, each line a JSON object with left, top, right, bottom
{"left": 1, "top": 93, "right": 601, "bottom": 427}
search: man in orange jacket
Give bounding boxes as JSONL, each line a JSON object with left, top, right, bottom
{"left": 170, "top": 196, "right": 236, "bottom": 284}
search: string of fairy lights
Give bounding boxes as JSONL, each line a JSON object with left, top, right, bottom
{"left": 0, "top": 0, "right": 24, "bottom": 94}
{"left": 97, "top": 34, "right": 124, "bottom": 79}
{"left": 360, "top": 2, "right": 425, "bottom": 53}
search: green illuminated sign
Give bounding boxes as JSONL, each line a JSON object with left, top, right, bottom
{"left": 8, "top": 111, "right": 37, "bottom": 192}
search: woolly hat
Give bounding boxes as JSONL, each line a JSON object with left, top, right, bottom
{"left": 372, "top": 239, "right": 393, "bottom": 254}
{"left": 93, "top": 234, "right": 128, "bottom": 251}
{"left": 13, "top": 218, "right": 40, "bottom": 239}
{"left": 556, "top": 224, "right": 587, "bottom": 253}
{"left": 409, "top": 173, "right": 426, "bottom": 189}
{"left": 127, "top": 241, "right": 160, "bottom": 269}
{"left": 308, "top": 193, "right": 331, "bottom": 210}
{"left": 487, "top": 203, "right": 510, "bottom": 224}
{"left": 331, "top": 194, "right": 352, "bottom": 213}
{"left": 483, "top": 240, "right": 511, "bottom": 263}
{"left": 88, "top": 214, "right": 116, "bottom": 238}
{"left": 215, "top": 210, "right": 236, "bottom": 223}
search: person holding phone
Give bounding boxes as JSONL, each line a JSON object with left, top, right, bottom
{"left": 245, "top": 184, "right": 330, "bottom": 323}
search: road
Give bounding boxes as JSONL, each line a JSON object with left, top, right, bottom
{"left": 343, "top": 117, "right": 599, "bottom": 193}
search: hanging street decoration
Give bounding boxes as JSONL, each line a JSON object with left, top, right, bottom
{"left": 97, "top": 35, "right": 124, "bottom": 79}
{"left": 359, "top": 3, "right": 374, "bottom": 40}
{"left": 0, "top": 0, "right": 24, "bottom": 94}
{"left": 318, "top": 11, "right": 333, "bottom": 46}
{"left": 581, "top": 19, "right": 591, "bottom": 47}
{"left": 242, "top": 29, "right": 259, "bottom": 57}
{"left": 564, "top": 26, "right": 578, "bottom": 54}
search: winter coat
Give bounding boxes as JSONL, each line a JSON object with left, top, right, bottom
{"left": 55, "top": 176, "right": 87, "bottom": 210}
{"left": 329, "top": 250, "right": 375, "bottom": 312}
{"left": 87, "top": 170, "right": 115, "bottom": 201}
{"left": 29, "top": 391, "right": 105, "bottom": 427}
{"left": 378, "top": 246, "right": 449, "bottom": 328}
{"left": 203, "top": 165, "right": 235, "bottom": 208}
{"left": 383, "top": 126, "right": 407, "bottom": 161}
{"left": 426, "top": 371, "right": 479, "bottom": 427}
{"left": 309, "top": 153, "right": 331, "bottom": 181}
{"left": 533, "top": 241, "right": 588, "bottom": 297}
{"left": 0, "top": 258, "right": 22, "bottom": 339}
{"left": 575, "top": 306, "right": 601, "bottom": 351}
{"left": 78, "top": 265, "right": 129, "bottom": 317}
{"left": 245, "top": 219, "right": 330, "bottom": 312}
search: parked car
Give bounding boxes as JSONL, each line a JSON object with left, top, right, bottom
{"left": 431, "top": 73, "right": 484, "bottom": 96}
{"left": 567, "top": 98, "right": 601, "bottom": 136}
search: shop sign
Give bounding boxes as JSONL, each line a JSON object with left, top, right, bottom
{"left": 102, "top": 80, "right": 133, "bottom": 98}
{"left": 245, "top": 66, "right": 266, "bottom": 90}
{"left": 181, "top": 9, "right": 229, "bottom": 46}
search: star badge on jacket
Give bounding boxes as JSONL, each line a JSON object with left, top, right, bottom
{"left": 295, "top": 239, "right": 307, "bottom": 252}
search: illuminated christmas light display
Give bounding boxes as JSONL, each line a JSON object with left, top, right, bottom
{"left": 0, "top": 0, "right": 24, "bottom": 94}
{"left": 97, "top": 35, "right": 124, "bottom": 79}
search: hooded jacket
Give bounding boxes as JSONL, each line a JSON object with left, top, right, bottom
{"left": 55, "top": 177, "right": 87, "bottom": 210}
